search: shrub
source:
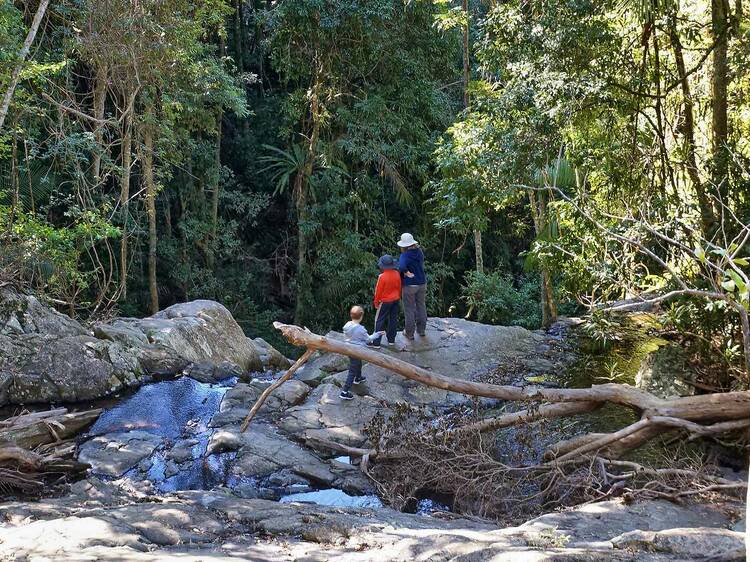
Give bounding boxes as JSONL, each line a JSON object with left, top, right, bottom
{"left": 461, "top": 270, "right": 541, "bottom": 329}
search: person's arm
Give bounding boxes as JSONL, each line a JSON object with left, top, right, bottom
{"left": 373, "top": 275, "right": 383, "bottom": 308}
{"left": 362, "top": 325, "right": 385, "bottom": 342}
{"left": 398, "top": 253, "right": 408, "bottom": 273}
{"left": 399, "top": 254, "right": 415, "bottom": 278}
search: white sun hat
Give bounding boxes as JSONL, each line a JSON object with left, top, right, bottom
{"left": 397, "top": 232, "right": 418, "bottom": 248}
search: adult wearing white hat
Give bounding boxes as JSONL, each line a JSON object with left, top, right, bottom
{"left": 397, "top": 233, "right": 427, "bottom": 340}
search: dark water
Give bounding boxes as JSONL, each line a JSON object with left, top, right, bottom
{"left": 88, "top": 376, "right": 238, "bottom": 493}
{"left": 83, "top": 374, "right": 383, "bottom": 507}
{"left": 89, "top": 376, "right": 234, "bottom": 438}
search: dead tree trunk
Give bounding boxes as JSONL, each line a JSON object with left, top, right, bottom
{"left": 0, "top": 0, "right": 50, "bottom": 132}
{"left": 272, "top": 322, "right": 750, "bottom": 458}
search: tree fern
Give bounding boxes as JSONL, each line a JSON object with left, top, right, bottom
{"left": 0, "top": 160, "right": 56, "bottom": 212}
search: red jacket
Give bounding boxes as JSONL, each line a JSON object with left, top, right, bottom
{"left": 373, "top": 269, "right": 401, "bottom": 307}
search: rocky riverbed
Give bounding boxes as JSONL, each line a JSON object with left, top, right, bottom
{"left": 0, "top": 288, "right": 745, "bottom": 560}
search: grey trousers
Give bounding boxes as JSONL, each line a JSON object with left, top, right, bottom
{"left": 402, "top": 284, "right": 427, "bottom": 337}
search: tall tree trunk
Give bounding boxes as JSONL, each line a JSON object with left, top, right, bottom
{"left": 142, "top": 113, "right": 159, "bottom": 314}
{"left": 668, "top": 16, "right": 715, "bottom": 235}
{"left": 462, "top": 0, "right": 470, "bottom": 110}
{"left": 208, "top": 116, "right": 222, "bottom": 270}
{"left": 234, "top": 0, "right": 244, "bottom": 72}
{"left": 91, "top": 64, "right": 107, "bottom": 184}
{"left": 711, "top": 0, "right": 730, "bottom": 204}
{"left": 10, "top": 136, "right": 18, "bottom": 220}
{"left": 119, "top": 106, "right": 133, "bottom": 299}
{"left": 0, "top": 0, "right": 50, "bottom": 132}
{"left": 462, "top": 0, "right": 483, "bottom": 274}
{"left": 529, "top": 190, "right": 557, "bottom": 328}
{"left": 473, "top": 230, "right": 484, "bottom": 274}
{"left": 23, "top": 141, "right": 34, "bottom": 214}
{"left": 294, "top": 182, "right": 309, "bottom": 325}
{"left": 293, "top": 61, "right": 323, "bottom": 325}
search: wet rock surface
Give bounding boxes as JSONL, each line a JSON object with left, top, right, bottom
{"left": 210, "top": 378, "right": 310, "bottom": 426}
{"left": 78, "top": 430, "right": 163, "bottom": 477}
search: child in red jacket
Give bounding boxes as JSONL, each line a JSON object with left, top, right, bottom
{"left": 369, "top": 254, "right": 402, "bottom": 348}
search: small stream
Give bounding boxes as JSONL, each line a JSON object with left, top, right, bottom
{"left": 79, "top": 374, "right": 383, "bottom": 508}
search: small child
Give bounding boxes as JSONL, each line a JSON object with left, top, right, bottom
{"left": 341, "top": 305, "right": 383, "bottom": 400}
{"left": 369, "top": 254, "right": 402, "bottom": 348}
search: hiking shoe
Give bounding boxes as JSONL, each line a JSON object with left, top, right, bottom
{"left": 366, "top": 341, "right": 381, "bottom": 349}
{"left": 403, "top": 332, "right": 415, "bottom": 340}
{"left": 353, "top": 376, "right": 366, "bottom": 385}
{"left": 418, "top": 331, "right": 426, "bottom": 337}
{"left": 340, "top": 390, "right": 354, "bottom": 400}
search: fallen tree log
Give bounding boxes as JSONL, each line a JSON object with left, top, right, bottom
{"left": 272, "top": 322, "right": 750, "bottom": 460}
{"left": 0, "top": 408, "right": 101, "bottom": 494}
{"left": 451, "top": 401, "right": 602, "bottom": 435}
{"left": 273, "top": 322, "right": 750, "bottom": 422}
{"left": 0, "top": 409, "right": 101, "bottom": 449}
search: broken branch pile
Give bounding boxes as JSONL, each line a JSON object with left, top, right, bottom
{"left": 0, "top": 408, "right": 100, "bottom": 493}
{"left": 233, "top": 322, "right": 750, "bottom": 522}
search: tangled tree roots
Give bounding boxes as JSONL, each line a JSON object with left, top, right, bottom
{"left": 359, "top": 405, "right": 746, "bottom": 522}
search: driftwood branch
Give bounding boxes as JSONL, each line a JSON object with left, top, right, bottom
{"left": 0, "top": 408, "right": 100, "bottom": 493}
{"left": 271, "top": 322, "right": 750, "bottom": 460}
{"left": 0, "top": 409, "right": 101, "bottom": 449}
{"left": 240, "top": 349, "right": 314, "bottom": 431}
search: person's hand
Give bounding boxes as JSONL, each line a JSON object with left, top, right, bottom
{"left": 405, "top": 271, "right": 415, "bottom": 278}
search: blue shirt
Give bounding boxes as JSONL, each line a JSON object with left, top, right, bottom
{"left": 343, "top": 321, "right": 370, "bottom": 346}
{"left": 399, "top": 248, "right": 426, "bottom": 286}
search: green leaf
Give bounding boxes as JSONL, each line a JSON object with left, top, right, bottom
{"left": 728, "top": 270, "right": 747, "bottom": 294}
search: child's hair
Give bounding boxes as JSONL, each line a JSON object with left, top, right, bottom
{"left": 350, "top": 305, "right": 364, "bottom": 321}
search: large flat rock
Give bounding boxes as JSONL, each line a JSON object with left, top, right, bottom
{"left": 0, "top": 489, "right": 740, "bottom": 561}
{"left": 280, "top": 318, "right": 556, "bottom": 447}
{"left": 208, "top": 423, "right": 338, "bottom": 485}
{"left": 78, "top": 430, "right": 164, "bottom": 477}
{"left": 277, "top": 383, "right": 383, "bottom": 447}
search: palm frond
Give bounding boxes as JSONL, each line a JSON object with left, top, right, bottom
{"left": 534, "top": 157, "right": 576, "bottom": 190}
{"left": 0, "top": 161, "right": 57, "bottom": 212}
{"left": 377, "top": 154, "right": 413, "bottom": 206}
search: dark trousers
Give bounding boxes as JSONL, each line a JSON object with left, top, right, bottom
{"left": 373, "top": 300, "right": 400, "bottom": 345}
{"left": 344, "top": 358, "right": 363, "bottom": 392}
{"left": 402, "top": 284, "right": 427, "bottom": 337}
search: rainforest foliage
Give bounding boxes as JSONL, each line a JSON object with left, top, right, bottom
{"left": 1, "top": 0, "right": 749, "bottom": 374}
